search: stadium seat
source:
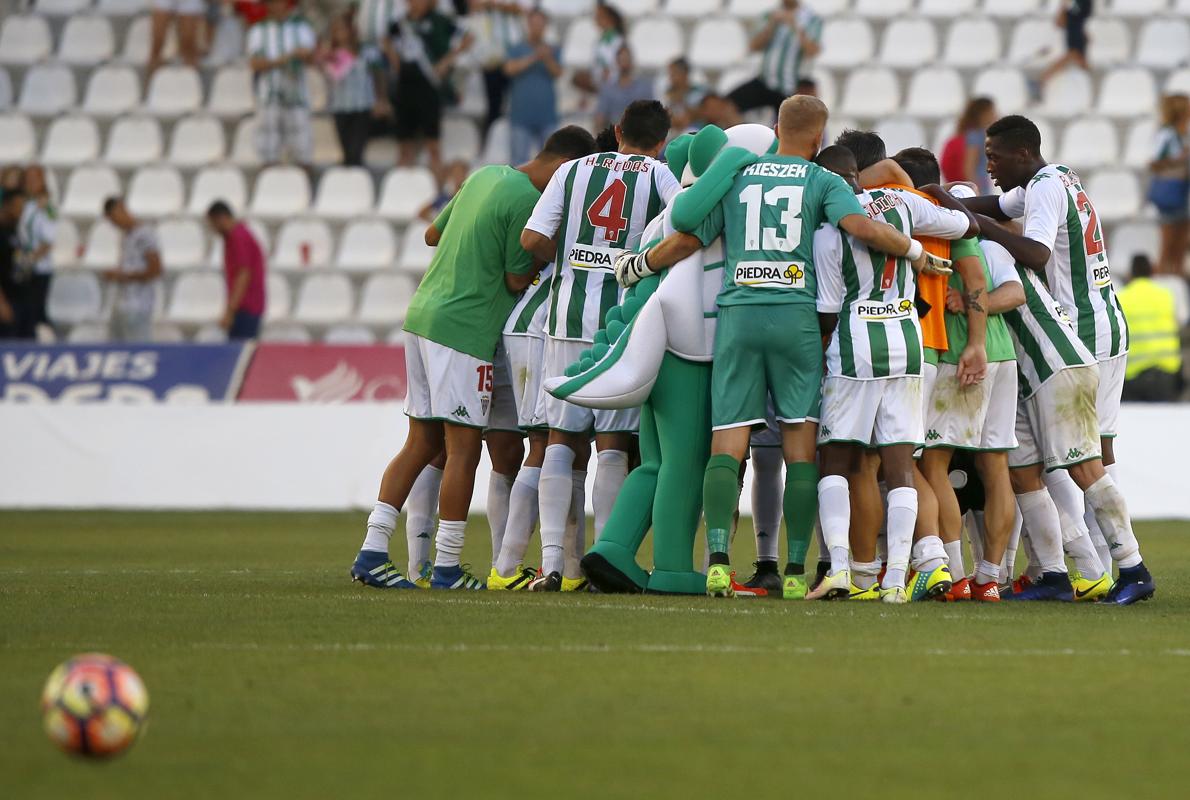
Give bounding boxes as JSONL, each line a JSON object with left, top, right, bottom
{"left": 1108, "top": 221, "right": 1160, "bottom": 265}
{"left": 940, "top": 18, "right": 1001, "bottom": 68}
{"left": 1098, "top": 67, "right": 1157, "bottom": 119}
{"left": 971, "top": 67, "right": 1028, "bottom": 115}
{"left": 561, "top": 18, "right": 598, "bottom": 69}
{"left": 230, "top": 116, "right": 262, "bottom": 166}
{"left": 51, "top": 217, "right": 81, "bottom": 268}
{"left": 103, "top": 116, "right": 163, "bottom": 167}
{"left": 62, "top": 165, "right": 121, "bottom": 219}
{"left": 306, "top": 68, "right": 328, "bottom": 113}
{"left": 38, "top": 0, "right": 94, "bottom": 14}
{"left": 920, "top": 0, "right": 976, "bottom": 16}
{"left": 144, "top": 66, "right": 202, "bottom": 117}
{"left": 167, "top": 272, "right": 225, "bottom": 324}
{"left": 188, "top": 165, "right": 248, "bottom": 217}
{"left": 1040, "top": 68, "right": 1093, "bottom": 119}
{"left": 1006, "top": 17, "right": 1063, "bottom": 66}
{"left": 1167, "top": 67, "right": 1190, "bottom": 95}
{"left": 293, "top": 272, "right": 354, "bottom": 324}
{"left": 335, "top": 221, "right": 397, "bottom": 271}
{"left": 126, "top": 165, "right": 185, "bottom": 218}
{"left": 664, "top": 0, "right": 723, "bottom": 20}
{"left": 19, "top": 65, "right": 77, "bottom": 117}
{"left": 0, "top": 16, "right": 53, "bottom": 65}
{"left": 621, "top": 0, "right": 660, "bottom": 17}
{"left": 264, "top": 273, "right": 292, "bottom": 323}
{"left": 628, "top": 17, "right": 686, "bottom": 70}
{"left": 81, "top": 219, "right": 121, "bottom": 268}
{"left": 715, "top": 64, "right": 755, "bottom": 96}
{"left": 122, "top": 14, "right": 176, "bottom": 63}
{"left": 1058, "top": 116, "right": 1119, "bottom": 171}
{"left": 854, "top": 0, "right": 911, "bottom": 18}
{"left": 311, "top": 116, "right": 343, "bottom": 165}
{"left": 249, "top": 166, "right": 311, "bottom": 219}
{"left": 0, "top": 69, "right": 10, "bottom": 110}
{"left": 67, "top": 322, "right": 111, "bottom": 342}
{"left": 398, "top": 224, "right": 436, "bottom": 274}
{"left": 98, "top": 0, "right": 148, "bottom": 13}
{"left": 151, "top": 323, "right": 187, "bottom": 342}
{"left": 358, "top": 274, "right": 415, "bottom": 325}
{"left": 1108, "top": 0, "right": 1168, "bottom": 14}
{"left": 205, "top": 219, "right": 270, "bottom": 269}
{"left": 983, "top": 0, "right": 1044, "bottom": 16}
{"left": 260, "top": 323, "right": 313, "bottom": 343}
{"left": 809, "top": 69, "right": 837, "bottom": 112}
{"left": 1087, "top": 17, "right": 1131, "bottom": 67}
{"left": 0, "top": 114, "right": 36, "bottom": 162}
{"left": 313, "top": 167, "right": 375, "bottom": 219}
{"left": 1136, "top": 19, "right": 1190, "bottom": 70}
{"left": 377, "top": 167, "right": 437, "bottom": 222}
{"left": 58, "top": 16, "right": 116, "bottom": 65}
{"left": 905, "top": 67, "right": 964, "bottom": 120}
{"left": 157, "top": 218, "right": 206, "bottom": 271}
{"left": 1123, "top": 119, "right": 1158, "bottom": 169}
{"left": 841, "top": 67, "right": 900, "bottom": 119}
{"left": 324, "top": 325, "right": 378, "bottom": 345}
{"left": 41, "top": 116, "right": 101, "bottom": 168}
{"left": 725, "top": 0, "right": 780, "bottom": 14}
{"left": 875, "top": 117, "right": 928, "bottom": 156}
{"left": 273, "top": 219, "right": 334, "bottom": 270}
{"left": 1085, "top": 169, "right": 1141, "bottom": 222}
{"left": 689, "top": 17, "right": 747, "bottom": 71}
{"left": 819, "top": 18, "right": 875, "bottom": 69}
{"left": 208, "top": 65, "right": 255, "bottom": 118}
{"left": 541, "top": 0, "right": 594, "bottom": 18}
{"left": 481, "top": 117, "right": 511, "bottom": 165}
{"left": 47, "top": 271, "right": 104, "bottom": 325}
{"left": 878, "top": 18, "right": 938, "bottom": 69}
{"left": 82, "top": 65, "right": 141, "bottom": 117}
{"left": 169, "top": 115, "right": 226, "bottom": 167}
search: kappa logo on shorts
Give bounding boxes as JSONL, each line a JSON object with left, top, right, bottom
{"left": 856, "top": 298, "right": 914, "bottom": 321}
{"left": 453, "top": 405, "right": 471, "bottom": 420}
{"left": 820, "top": 425, "right": 832, "bottom": 438}
{"left": 1066, "top": 447, "right": 1083, "bottom": 460}
{"left": 925, "top": 429, "right": 942, "bottom": 441}
{"left": 734, "top": 261, "right": 805, "bottom": 289}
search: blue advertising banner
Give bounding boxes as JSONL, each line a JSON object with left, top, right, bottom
{"left": 0, "top": 343, "right": 251, "bottom": 402}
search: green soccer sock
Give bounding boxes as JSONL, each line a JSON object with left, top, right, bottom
{"left": 783, "top": 461, "right": 820, "bottom": 571}
{"left": 702, "top": 454, "right": 741, "bottom": 564}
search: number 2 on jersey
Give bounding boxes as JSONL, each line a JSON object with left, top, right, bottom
{"left": 1075, "top": 190, "right": 1104, "bottom": 257}
{"left": 586, "top": 179, "right": 629, "bottom": 243}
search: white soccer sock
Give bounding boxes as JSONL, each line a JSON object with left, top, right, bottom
{"left": 362, "top": 501, "right": 399, "bottom": 554}
{"left": 1001, "top": 510, "right": 1022, "bottom": 584}
{"left": 1043, "top": 469, "right": 1105, "bottom": 573}
{"left": 487, "top": 471, "right": 515, "bottom": 565}
{"left": 1015, "top": 489, "right": 1068, "bottom": 573}
{"left": 564, "top": 470, "right": 587, "bottom": 579}
{"left": 494, "top": 467, "right": 540, "bottom": 577}
{"left": 943, "top": 539, "right": 966, "bottom": 580}
{"left": 433, "top": 519, "right": 466, "bottom": 568}
{"left": 1019, "top": 521, "right": 1042, "bottom": 579}
{"left": 974, "top": 559, "right": 1001, "bottom": 586}
{"left": 969, "top": 511, "right": 985, "bottom": 566}
{"left": 593, "top": 450, "right": 627, "bottom": 539}
{"left": 850, "top": 559, "right": 881, "bottom": 590}
{"left": 817, "top": 475, "right": 851, "bottom": 575}
{"left": 1084, "top": 475, "right": 1143, "bottom": 568}
{"left": 911, "top": 535, "right": 947, "bottom": 574}
{"left": 538, "top": 445, "right": 575, "bottom": 576}
{"left": 1063, "top": 516, "right": 1106, "bottom": 576}
{"left": 815, "top": 522, "right": 830, "bottom": 567}
{"left": 404, "top": 465, "right": 442, "bottom": 575}
{"left": 752, "top": 447, "right": 784, "bottom": 562}
{"left": 883, "top": 486, "right": 917, "bottom": 590}
{"left": 1092, "top": 464, "right": 1121, "bottom": 570}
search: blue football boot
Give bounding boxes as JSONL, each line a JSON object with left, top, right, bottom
{"left": 1003, "top": 570, "right": 1074, "bottom": 601}
{"left": 1102, "top": 564, "right": 1155, "bottom": 606}
{"left": 430, "top": 563, "right": 486, "bottom": 590}
{"left": 350, "top": 550, "right": 418, "bottom": 589}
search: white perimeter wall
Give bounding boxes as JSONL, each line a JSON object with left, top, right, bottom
{"left": 2, "top": 403, "right": 1189, "bottom": 518}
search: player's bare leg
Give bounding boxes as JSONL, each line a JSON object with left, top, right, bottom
{"left": 921, "top": 447, "right": 966, "bottom": 581}
{"left": 973, "top": 451, "right": 1014, "bottom": 596}
{"left": 702, "top": 426, "right": 752, "bottom": 596}
{"left": 428, "top": 422, "right": 486, "bottom": 588}
{"left": 848, "top": 451, "right": 883, "bottom": 563}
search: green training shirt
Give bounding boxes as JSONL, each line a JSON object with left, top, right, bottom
{"left": 940, "top": 237, "right": 1017, "bottom": 365}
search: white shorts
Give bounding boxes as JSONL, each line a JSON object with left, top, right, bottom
{"left": 1096, "top": 353, "right": 1126, "bottom": 438}
{"left": 819, "top": 375, "right": 924, "bottom": 447}
{"left": 542, "top": 337, "right": 640, "bottom": 434}
{"left": 924, "top": 360, "right": 1019, "bottom": 451}
{"left": 749, "top": 396, "right": 781, "bottom": 448}
{"left": 503, "top": 334, "right": 547, "bottom": 430}
{"left": 486, "top": 341, "right": 521, "bottom": 434}
{"left": 152, "top": 0, "right": 206, "bottom": 15}
{"left": 1009, "top": 364, "right": 1102, "bottom": 471}
{"left": 404, "top": 333, "right": 492, "bottom": 428}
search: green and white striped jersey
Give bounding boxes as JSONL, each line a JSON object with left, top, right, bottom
{"left": 998, "top": 164, "right": 1129, "bottom": 361}
{"left": 246, "top": 14, "right": 317, "bottom": 107}
{"left": 503, "top": 262, "right": 554, "bottom": 338}
{"left": 759, "top": 6, "right": 823, "bottom": 95}
{"left": 355, "top": 0, "right": 404, "bottom": 43}
{"left": 984, "top": 240, "right": 1096, "bottom": 399}
{"left": 525, "top": 152, "right": 681, "bottom": 341}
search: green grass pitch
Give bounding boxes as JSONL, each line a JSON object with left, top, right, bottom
{"left": 2, "top": 511, "right": 1189, "bottom": 799}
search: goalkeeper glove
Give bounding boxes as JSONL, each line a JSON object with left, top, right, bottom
{"left": 614, "top": 249, "right": 656, "bottom": 288}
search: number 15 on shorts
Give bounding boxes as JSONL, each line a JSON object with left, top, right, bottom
{"left": 476, "top": 364, "right": 494, "bottom": 393}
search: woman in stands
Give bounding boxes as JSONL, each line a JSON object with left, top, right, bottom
{"left": 941, "top": 97, "right": 997, "bottom": 196}
{"left": 1149, "top": 94, "right": 1190, "bottom": 276}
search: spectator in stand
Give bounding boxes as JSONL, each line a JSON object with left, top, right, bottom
{"left": 505, "top": 8, "right": 561, "bottom": 166}
{"left": 321, "top": 14, "right": 389, "bottom": 167}
{"left": 17, "top": 166, "right": 56, "bottom": 339}
{"left": 1118, "top": 255, "right": 1183, "bottom": 402}
{"left": 941, "top": 97, "right": 997, "bottom": 195}
{"left": 0, "top": 166, "right": 23, "bottom": 203}
{"left": 729, "top": 0, "right": 821, "bottom": 119}
{"left": 473, "top": 1, "right": 529, "bottom": 138}
{"left": 206, "top": 201, "right": 267, "bottom": 340}
{"left": 1040, "top": 0, "right": 1093, "bottom": 90}
{"left": 573, "top": 3, "right": 625, "bottom": 96}
{"left": 148, "top": 0, "right": 206, "bottom": 73}
{"left": 594, "top": 46, "right": 654, "bottom": 132}
{"left": 0, "top": 190, "right": 26, "bottom": 339}
{"left": 248, "top": 0, "right": 318, "bottom": 167}
{"left": 664, "top": 57, "right": 707, "bottom": 134}
{"left": 697, "top": 92, "right": 743, "bottom": 130}
{"left": 354, "top": 0, "right": 404, "bottom": 45}
{"left": 101, "top": 198, "right": 163, "bottom": 343}
{"left": 387, "top": 0, "right": 474, "bottom": 181}
{"left": 1150, "top": 94, "right": 1190, "bottom": 276}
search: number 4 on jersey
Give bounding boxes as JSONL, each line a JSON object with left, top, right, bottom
{"left": 586, "top": 179, "right": 629, "bottom": 243}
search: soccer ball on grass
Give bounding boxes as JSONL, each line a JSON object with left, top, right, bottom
{"left": 41, "top": 653, "right": 149, "bottom": 758}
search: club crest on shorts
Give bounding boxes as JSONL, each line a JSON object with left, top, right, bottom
{"left": 734, "top": 261, "right": 805, "bottom": 289}
{"left": 481, "top": 396, "right": 490, "bottom": 415}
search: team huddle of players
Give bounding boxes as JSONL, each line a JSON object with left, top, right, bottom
{"left": 349, "top": 95, "right": 1156, "bottom": 606}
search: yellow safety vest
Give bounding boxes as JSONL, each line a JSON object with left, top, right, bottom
{"left": 1117, "top": 278, "right": 1181, "bottom": 379}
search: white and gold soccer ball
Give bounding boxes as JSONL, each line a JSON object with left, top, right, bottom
{"left": 41, "top": 653, "right": 149, "bottom": 758}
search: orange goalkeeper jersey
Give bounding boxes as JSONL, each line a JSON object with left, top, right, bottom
{"left": 876, "top": 183, "right": 949, "bottom": 353}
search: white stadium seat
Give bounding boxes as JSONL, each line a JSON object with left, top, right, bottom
{"left": 622, "top": 0, "right": 660, "bottom": 18}
{"left": 1007, "top": 17, "right": 1063, "bottom": 66}
{"left": 541, "top": 0, "right": 595, "bottom": 18}
{"left": 208, "top": 65, "right": 255, "bottom": 118}
{"left": 1108, "top": 0, "right": 1168, "bottom": 15}
{"left": 144, "top": 66, "right": 202, "bottom": 117}
{"left": 1098, "top": 67, "right": 1157, "bottom": 119}
{"left": 1108, "top": 221, "right": 1160, "bottom": 265}
{"left": 261, "top": 324, "right": 313, "bottom": 343}
{"left": 305, "top": 67, "right": 328, "bottom": 113}
{"left": 188, "top": 165, "right": 248, "bottom": 217}
{"left": 335, "top": 221, "right": 397, "bottom": 271}
{"left": 819, "top": 18, "right": 874, "bottom": 69}
{"left": 358, "top": 274, "right": 415, "bottom": 326}
{"left": 1040, "top": 68, "right": 1093, "bottom": 119}
{"left": 1087, "top": 17, "right": 1131, "bottom": 67}
{"left": 481, "top": 117, "right": 511, "bottom": 165}
{"left": 1136, "top": 19, "right": 1190, "bottom": 70}
{"left": 157, "top": 218, "right": 207, "bottom": 271}
{"left": 168, "top": 272, "right": 225, "bottom": 325}
{"left": 274, "top": 219, "right": 334, "bottom": 270}
{"left": 0, "top": 16, "right": 53, "bottom": 65}
{"left": 689, "top": 18, "right": 747, "bottom": 71}
{"left": 81, "top": 219, "right": 122, "bottom": 268}
{"left": 230, "top": 116, "right": 262, "bottom": 166}
{"left": 311, "top": 116, "right": 343, "bottom": 165}
{"left": 62, "top": 165, "right": 121, "bottom": 219}
{"left": 169, "top": 115, "right": 227, "bottom": 167}
{"left": 0, "top": 69, "right": 11, "bottom": 110}
{"left": 841, "top": 67, "right": 900, "bottom": 119}
{"left": 52, "top": 218, "right": 81, "bottom": 268}
{"left": 98, "top": 0, "right": 148, "bottom": 13}
{"left": 19, "top": 65, "right": 77, "bottom": 117}
{"left": 920, "top": 0, "right": 976, "bottom": 16}
{"left": 628, "top": 17, "right": 685, "bottom": 70}
{"left": 58, "top": 16, "right": 116, "bottom": 65}
{"left": 324, "top": 325, "right": 378, "bottom": 345}
{"left": 0, "top": 114, "right": 36, "bottom": 162}
{"left": 905, "top": 67, "right": 964, "bottom": 120}
{"left": 123, "top": 15, "right": 176, "bottom": 63}
{"left": 151, "top": 323, "right": 187, "bottom": 343}
{"left": 41, "top": 116, "right": 101, "bottom": 167}
{"left": 47, "top": 272, "right": 104, "bottom": 325}
{"left": 1123, "top": 119, "right": 1158, "bottom": 169}
{"left": 726, "top": 0, "right": 779, "bottom": 15}
{"left": 38, "top": 0, "right": 94, "bottom": 14}
{"left": 561, "top": 18, "right": 598, "bottom": 69}
{"left": 983, "top": 0, "right": 1043, "bottom": 16}
{"left": 854, "top": 0, "right": 911, "bottom": 19}
{"left": 313, "top": 167, "right": 375, "bottom": 219}
{"left": 664, "top": 0, "right": 722, "bottom": 20}
{"left": 399, "top": 224, "right": 436, "bottom": 274}
{"left": 293, "top": 273, "right": 354, "bottom": 324}
{"left": 941, "top": 18, "right": 1001, "bottom": 68}
{"left": 67, "top": 323, "right": 111, "bottom": 342}
{"left": 716, "top": 64, "right": 755, "bottom": 96}
{"left": 806, "top": 0, "right": 847, "bottom": 11}
{"left": 1058, "top": 116, "right": 1119, "bottom": 171}
{"left": 1167, "top": 67, "right": 1190, "bottom": 95}
{"left": 377, "top": 167, "right": 437, "bottom": 223}
{"left": 878, "top": 19, "right": 938, "bottom": 69}
{"left": 972, "top": 67, "right": 1028, "bottom": 115}
{"left": 1085, "top": 169, "right": 1141, "bottom": 222}
{"left": 103, "top": 116, "right": 163, "bottom": 167}
{"left": 250, "top": 166, "right": 311, "bottom": 219}
{"left": 83, "top": 66, "right": 141, "bottom": 117}
{"left": 205, "top": 221, "right": 270, "bottom": 269}
{"left": 875, "top": 117, "right": 928, "bottom": 156}
{"left": 809, "top": 69, "right": 837, "bottom": 112}
{"left": 264, "top": 274, "right": 292, "bottom": 323}
{"left": 127, "top": 165, "right": 185, "bottom": 218}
